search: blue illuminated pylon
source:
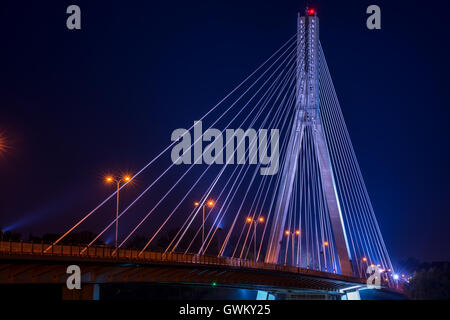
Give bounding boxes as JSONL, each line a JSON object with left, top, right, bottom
{"left": 264, "top": 10, "right": 353, "bottom": 276}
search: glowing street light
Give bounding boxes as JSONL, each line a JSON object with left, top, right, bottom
{"left": 359, "top": 257, "right": 371, "bottom": 277}
{"left": 194, "top": 199, "right": 215, "bottom": 245}
{"left": 323, "top": 241, "right": 329, "bottom": 247}
{"left": 105, "top": 174, "right": 132, "bottom": 252}
{"left": 284, "top": 230, "right": 301, "bottom": 265}
{"left": 246, "top": 216, "right": 264, "bottom": 259}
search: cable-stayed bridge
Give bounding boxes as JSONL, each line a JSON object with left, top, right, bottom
{"left": 0, "top": 9, "right": 398, "bottom": 300}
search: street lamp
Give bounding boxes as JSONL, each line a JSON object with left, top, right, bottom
{"left": 194, "top": 199, "right": 215, "bottom": 245}
{"left": 246, "top": 216, "right": 264, "bottom": 260}
{"left": 105, "top": 174, "right": 132, "bottom": 252}
{"left": 284, "top": 230, "right": 301, "bottom": 265}
{"left": 360, "top": 257, "right": 369, "bottom": 277}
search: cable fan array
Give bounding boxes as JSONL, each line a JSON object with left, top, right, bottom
{"left": 45, "top": 35, "right": 394, "bottom": 283}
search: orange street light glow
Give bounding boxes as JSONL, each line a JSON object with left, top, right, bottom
{"left": 0, "top": 132, "right": 8, "bottom": 156}
{"left": 246, "top": 217, "right": 253, "bottom": 223}
{"left": 194, "top": 202, "right": 200, "bottom": 207}
{"left": 258, "top": 217, "right": 264, "bottom": 223}
{"left": 207, "top": 200, "right": 214, "bottom": 207}
{"left": 323, "top": 241, "right": 329, "bottom": 246}
{"left": 295, "top": 230, "right": 300, "bottom": 236}
{"left": 362, "top": 257, "right": 368, "bottom": 262}
{"left": 103, "top": 171, "right": 133, "bottom": 251}
{"left": 285, "top": 230, "right": 290, "bottom": 236}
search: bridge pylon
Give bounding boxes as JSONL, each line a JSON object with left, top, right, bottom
{"left": 264, "top": 10, "right": 353, "bottom": 276}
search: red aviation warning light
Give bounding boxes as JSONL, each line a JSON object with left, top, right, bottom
{"left": 307, "top": 8, "right": 316, "bottom": 16}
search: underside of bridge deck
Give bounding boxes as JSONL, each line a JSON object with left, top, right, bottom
{"left": 0, "top": 254, "right": 367, "bottom": 300}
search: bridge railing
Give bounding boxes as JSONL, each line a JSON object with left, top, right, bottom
{"left": 0, "top": 240, "right": 360, "bottom": 283}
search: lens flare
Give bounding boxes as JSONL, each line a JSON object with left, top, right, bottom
{"left": 0, "top": 131, "right": 10, "bottom": 157}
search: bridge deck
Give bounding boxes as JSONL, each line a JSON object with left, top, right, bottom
{"left": 0, "top": 241, "right": 366, "bottom": 292}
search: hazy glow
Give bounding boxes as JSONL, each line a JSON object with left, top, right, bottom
{"left": 0, "top": 131, "right": 10, "bottom": 157}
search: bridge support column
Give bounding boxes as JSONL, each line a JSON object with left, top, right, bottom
{"left": 344, "top": 290, "right": 361, "bottom": 300}
{"left": 264, "top": 11, "right": 353, "bottom": 277}
{"left": 339, "top": 286, "right": 364, "bottom": 300}
{"left": 62, "top": 283, "right": 100, "bottom": 300}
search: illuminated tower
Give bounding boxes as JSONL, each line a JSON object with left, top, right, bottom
{"left": 264, "top": 9, "right": 353, "bottom": 276}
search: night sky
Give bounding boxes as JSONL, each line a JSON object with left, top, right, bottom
{"left": 0, "top": 0, "right": 449, "bottom": 265}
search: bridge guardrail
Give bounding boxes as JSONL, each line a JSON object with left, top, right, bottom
{"left": 0, "top": 240, "right": 362, "bottom": 284}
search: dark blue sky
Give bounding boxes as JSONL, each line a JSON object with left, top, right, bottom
{"left": 0, "top": 0, "right": 449, "bottom": 264}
